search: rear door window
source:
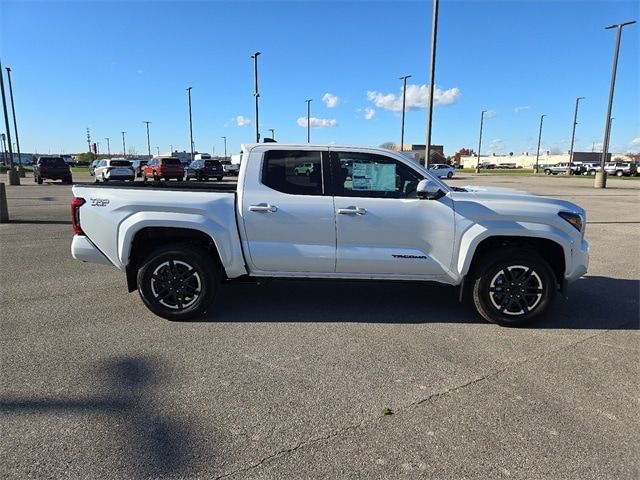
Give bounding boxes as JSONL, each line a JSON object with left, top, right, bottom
{"left": 262, "top": 150, "right": 324, "bottom": 195}
{"left": 111, "top": 160, "right": 131, "bottom": 167}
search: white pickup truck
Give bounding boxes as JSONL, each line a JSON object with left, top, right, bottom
{"left": 71, "top": 144, "right": 589, "bottom": 327}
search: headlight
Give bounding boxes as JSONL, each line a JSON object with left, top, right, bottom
{"left": 559, "top": 211, "right": 583, "bottom": 231}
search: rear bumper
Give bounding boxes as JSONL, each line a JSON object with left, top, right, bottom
{"left": 71, "top": 235, "right": 113, "bottom": 266}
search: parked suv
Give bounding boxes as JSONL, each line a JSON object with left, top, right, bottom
{"left": 94, "top": 159, "right": 135, "bottom": 182}
{"left": 428, "top": 163, "right": 455, "bottom": 179}
{"left": 34, "top": 156, "right": 72, "bottom": 184}
{"left": 130, "top": 160, "right": 148, "bottom": 178}
{"left": 605, "top": 161, "right": 637, "bottom": 177}
{"left": 143, "top": 157, "right": 184, "bottom": 181}
{"left": 185, "top": 159, "right": 224, "bottom": 181}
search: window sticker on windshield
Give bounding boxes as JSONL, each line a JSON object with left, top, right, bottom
{"left": 352, "top": 162, "right": 396, "bottom": 191}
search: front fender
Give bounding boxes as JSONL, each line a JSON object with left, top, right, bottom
{"left": 456, "top": 221, "right": 574, "bottom": 277}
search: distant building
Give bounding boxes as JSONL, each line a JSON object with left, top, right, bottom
{"left": 460, "top": 151, "right": 614, "bottom": 169}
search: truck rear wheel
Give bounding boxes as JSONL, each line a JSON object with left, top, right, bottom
{"left": 137, "top": 244, "right": 219, "bottom": 321}
{"left": 471, "top": 248, "right": 556, "bottom": 327}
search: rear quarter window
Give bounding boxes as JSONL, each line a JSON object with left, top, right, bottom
{"left": 162, "top": 158, "right": 181, "bottom": 165}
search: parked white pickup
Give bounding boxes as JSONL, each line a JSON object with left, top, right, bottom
{"left": 71, "top": 144, "right": 589, "bottom": 326}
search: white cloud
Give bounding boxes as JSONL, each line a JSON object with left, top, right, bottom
{"left": 366, "top": 84, "right": 461, "bottom": 112}
{"left": 514, "top": 106, "right": 530, "bottom": 113}
{"left": 297, "top": 117, "right": 338, "bottom": 128}
{"left": 322, "top": 93, "right": 339, "bottom": 108}
{"left": 631, "top": 137, "right": 640, "bottom": 146}
{"left": 236, "top": 115, "right": 251, "bottom": 127}
{"left": 364, "top": 107, "right": 375, "bottom": 120}
{"left": 484, "top": 110, "right": 497, "bottom": 118}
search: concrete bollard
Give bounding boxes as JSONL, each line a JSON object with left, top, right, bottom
{"left": 594, "top": 171, "right": 607, "bottom": 189}
{"left": 0, "top": 182, "right": 9, "bottom": 223}
{"left": 7, "top": 168, "right": 20, "bottom": 186}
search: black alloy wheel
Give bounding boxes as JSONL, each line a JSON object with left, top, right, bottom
{"left": 471, "top": 248, "right": 556, "bottom": 327}
{"left": 137, "top": 244, "right": 219, "bottom": 321}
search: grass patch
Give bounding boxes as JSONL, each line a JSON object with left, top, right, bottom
{"left": 380, "top": 406, "right": 393, "bottom": 417}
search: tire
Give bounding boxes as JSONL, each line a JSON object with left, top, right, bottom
{"left": 471, "top": 248, "right": 556, "bottom": 327}
{"left": 447, "top": 171, "right": 453, "bottom": 179}
{"left": 137, "top": 244, "right": 219, "bottom": 321}
{"left": 37, "top": 176, "right": 43, "bottom": 185}
{"left": 589, "top": 170, "right": 596, "bottom": 176}
{"left": 153, "top": 171, "right": 159, "bottom": 182}
{"left": 176, "top": 177, "right": 183, "bottom": 182}
{"left": 544, "top": 169, "right": 551, "bottom": 175}
{"left": 102, "top": 173, "right": 108, "bottom": 183}
{"left": 616, "top": 170, "right": 624, "bottom": 177}
{"left": 217, "top": 176, "right": 223, "bottom": 181}
{"left": 66, "top": 175, "right": 73, "bottom": 184}
{"left": 143, "top": 174, "right": 148, "bottom": 183}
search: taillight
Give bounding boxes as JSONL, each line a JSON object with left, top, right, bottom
{"left": 71, "top": 197, "right": 85, "bottom": 235}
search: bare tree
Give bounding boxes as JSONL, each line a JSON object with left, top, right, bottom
{"left": 379, "top": 142, "right": 397, "bottom": 150}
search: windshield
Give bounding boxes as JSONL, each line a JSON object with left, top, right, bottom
{"left": 162, "top": 158, "right": 181, "bottom": 165}
{"left": 110, "top": 160, "right": 131, "bottom": 167}
{"left": 204, "top": 160, "right": 221, "bottom": 167}
{"left": 40, "top": 157, "right": 65, "bottom": 167}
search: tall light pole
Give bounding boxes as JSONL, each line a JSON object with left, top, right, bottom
{"left": 475, "top": 110, "right": 486, "bottom": 173}
{"left": 567, "top": 97, "right": 585, "bottom": 175}
{"left": 121, "top": 131, "right": 126, "bottom": 158}
{"left": 105, "top": 137, "right": 111, "bottom": 157}
{"left": 596, "top": 20, "right": 636, "bottom": 189}
{"left": 186, "top": 87, "right": 194, "bottom": 162}
{"left": 0, "top": 59, "right": 15, "bottom": 173}
{"left": 268, "top": 128, "right": 275, "bottom": 140}
{"left": 5, "top": 67, "right": 22, "bottom": 170}
{"left": 535, "top": 114, "right": 546, "bottom": 173}
{"left": 305, "top": 99, "right": 312, "bottom": 143}
{"left": 424, "top": 0, "right": 439, "bottom": 167}
{"left": 399, "top": 74, "right": 412, "bottom": 152}
{"left": 156, "top": 146, "right": 160, "bottom": 155}
{"left": 143, "top": 121, "right": 151, "bottom": 159}
{"left": 221, "top": 136, "right": 227, "bottom": 159}
{"left": 251, "top": 51, "right": 261, "bottom": 143}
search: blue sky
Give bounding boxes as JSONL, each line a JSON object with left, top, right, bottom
{"left": 1, "top": 0, "right": 638, "bottom": 156}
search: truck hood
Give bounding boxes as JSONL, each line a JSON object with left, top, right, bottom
{"left": 448, "top": 186, "right": 586, "bottom": 228}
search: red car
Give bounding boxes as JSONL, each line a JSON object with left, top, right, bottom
{"left": 143, "top": 157, "right": 184, "bottom": 181}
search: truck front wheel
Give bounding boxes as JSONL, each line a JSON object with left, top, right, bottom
{"left": 137, "top": 244, "right": 219, "bottom": 321}
{"left": 471, "top": 248, "right": 556, "bottom": 327}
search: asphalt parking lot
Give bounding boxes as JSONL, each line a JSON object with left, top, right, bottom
{"left": 1, "top": 171, "right": 638, "bottom": 479}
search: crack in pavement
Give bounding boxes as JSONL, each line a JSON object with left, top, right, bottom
{"left": 215, "top": 327, "right": 622, "bottom": 479}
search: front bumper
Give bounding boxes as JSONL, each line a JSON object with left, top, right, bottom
{"left": 565, "top": 239, "right": 589, "bottom": 283}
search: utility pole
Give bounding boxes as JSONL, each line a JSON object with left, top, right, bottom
{"left": 268, "top": 128, "right": 275, "bottom": 140}
{"left": 567, "top": 97, "right": 584, "bottom": 175}
{"left": 475, "top": 110, "right": 486, "bottom": 173}
{"left": 305, "top": 99, "right": 312, "bottom": 143}
{"left": 221, "top": 136, "right": 227, "bottom": 159}
{"left": 535, "top": 114, "right": 546, "bottom": 173}
{"left": 105, "top": 137, "right": 111, "bottom": 157}
{"left": 5, "top": 67, "right": 22, "bottom": 173}
{"left": 186, "top": 87, "right": 194, "bottom": 162}
{"left": 121, "top": 131, "right": 126, "bottom": 158}
{"left": 424, "top": 0, "right": 439, "bottom": 167}
{"left": 596, "top": 20, "right": 636, "bottom": 189}
{"left": 143, "top": 121, "right": 151, "bottom": 159}
{"left": 251, "top": 52, "right": 261, "bottom": 143}
{"left": 399, "top": 74, "right": 411, "bottom": 153}
{"left": 86, "top": 128, "right": 92, "bottom": 154}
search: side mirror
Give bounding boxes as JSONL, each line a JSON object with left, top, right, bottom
{"left": 417, "top": 179, "right": 445, "bottom": 200}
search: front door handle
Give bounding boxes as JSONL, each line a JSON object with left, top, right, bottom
{"left": 249, "top": 203, "right": 278, "bottom": 213}
{"left": 337, "top": 206, "right": 367, "bottom": 215}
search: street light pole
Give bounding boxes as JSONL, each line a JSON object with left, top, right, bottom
{"left": 186, "top": 87, "right": 194, "bottom": 163}
{"left": 535, "top": 114, "right": 546, "bottom": 173}
{"left": 399, "top": 74, "right": 412, "bottom": 152}
{"left": 596, "top": 20, "right": 636, "bottom": 189}
{"left": 221, "top": 136, "right": 227, "bottom": 159}
{"left": 475, "top": 110, "right": 486, "bottom": 173}
{"left": 5, "top": 67, "right": 22, "bottom": 169}
{"left": 251, "top": 52, "right": 261, "bottom": 143}
{"left": 143, "top": 121, "right": 151, "bottom": 159}
{"left": 121, "top": 131, "right": 126, "bottom": 158}
{"left": 424, "top": 0, "right": 439, "bottom": 167}
{"left": 268, "top": 128, "right": 275, "bottom": 140}
{"left": 567, "top": 97, "right": 584, "bottom": 175}
{"left": 0, "top": 59, "right": 15, "bottom": 172}
{"left": 305, "top": 99, "right": 312, "bottom": 143}
{"left": 105, "top": 137, "right": 111, "bottom": 157}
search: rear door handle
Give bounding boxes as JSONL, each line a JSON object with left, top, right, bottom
{"left": 249, "top": 203, "right": 278, "bottom": 213}
{"left": 337, "top": 206, "right": 366, "bottom": 215}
